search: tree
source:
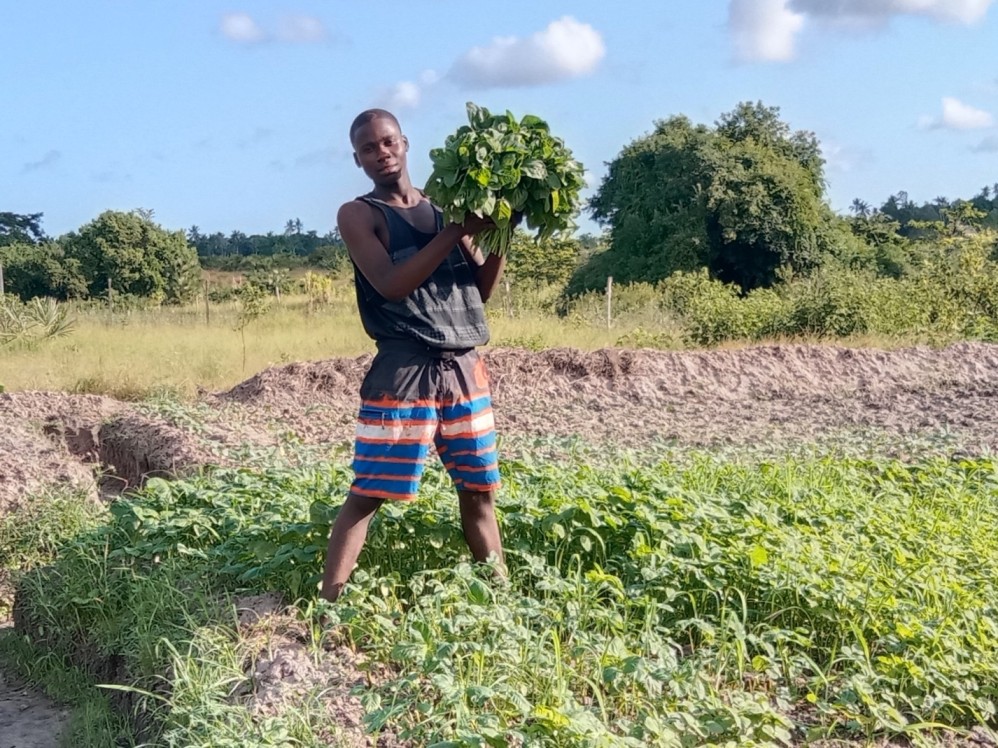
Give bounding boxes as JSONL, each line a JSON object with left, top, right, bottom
{"left": 850, "top": 199, "right": 871, "bottom": 218}
{"left": 574, "top": 102, "right": 835, "bottom": 293}
{"left": 63, "top": 210, "right": 201, "bottom": 303}
{"left": 715, "top": 101, "right": 825, "bottom": 192}
{"left": 229, "top": 230, "right": 253, "bottom": 256}
{"left": 580, "top": 114, "right": 713, "bottom": 292}
{"left": 0, "top": 212, "right": 47, "bottom": 246}
{"left": 0, "top": 243, "right": 87, "bottom": 300}
{"left": 845, "top": 212, "right": 912, "bottom": 278}
{"left": 505, "top": 230, "right": 582, "bottom": 287}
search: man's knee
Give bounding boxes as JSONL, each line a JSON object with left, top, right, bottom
{"left": 458, "top": 490, "right": 496, "bottom": 513}
{"left": 335, "top": 492, "right": 385, "bottom": 526}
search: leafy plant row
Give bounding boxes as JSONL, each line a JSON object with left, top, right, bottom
{"left": 12, "top": 454, "right": 998, "bottom": 746}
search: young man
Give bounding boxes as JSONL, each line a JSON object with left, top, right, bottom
{"left": 320, "top": 109, "right": 507, "bottom": 602}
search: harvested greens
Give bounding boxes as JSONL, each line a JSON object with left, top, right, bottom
{"left": 424, "top": 102, "right": 586, "bottom": 256}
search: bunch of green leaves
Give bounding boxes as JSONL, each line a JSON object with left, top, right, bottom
{"left": 424, "top": 102, "right": 586, "bottom": 257}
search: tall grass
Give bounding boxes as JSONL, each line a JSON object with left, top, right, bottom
{"left": 0, "top": 291, "right": 658, "bottom": 399}
{"left": 0, "top": 299, "right": 367, "bottom": 399}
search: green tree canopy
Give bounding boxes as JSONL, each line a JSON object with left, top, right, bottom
{"left": 0, "top": 242, "right": 87, "bottom": 300}
{"left": 505, "top": 230, "right": 583, "bottom": 287}
{"left": 63, "top": 210, "right": 201, "bottom": 304}
{"left": 0, "top": 212, "right": 47, "bottom": 246}
{"left": 572, "top": 101, "right": 837, "bottom": 293}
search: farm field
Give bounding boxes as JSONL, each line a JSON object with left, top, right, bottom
{"left": 1, "top": 342, "right": 998, "bottom": 747}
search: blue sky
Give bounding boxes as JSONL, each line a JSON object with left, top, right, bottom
{"left": 3, "top": 1, "right": 997, "bottom": 240}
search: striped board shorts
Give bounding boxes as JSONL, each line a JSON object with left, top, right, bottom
{"left": 350, "top": 342, "right": 501, "bottom": 501}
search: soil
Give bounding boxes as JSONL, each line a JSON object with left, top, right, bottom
{"left": 0, "top": 625, "right": 70, "bottom": 748}
{"left": 210, "top": 342, "right": 998, "bottom": 455}
{"left": 3, "top": 342, "right": 998, "bottom": 746}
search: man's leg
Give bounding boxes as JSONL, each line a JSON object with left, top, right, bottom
{"left": 320, "top": 492, "right": 384, "bottom": 602}
{"left": 458, "top": 489, "right": 504, "bottom": 568}
{"left": 440, "top": 351, "right": 505, "bottom": 571}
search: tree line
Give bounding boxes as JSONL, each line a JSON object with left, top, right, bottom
{"left": 0, "top": 212, "right": 347, "bottom": 304}
{"left": 567, "top": 101, "right": 998, "bottom": 296}
{"left": 2, "top": 99, "right": 996, "bottom": 306}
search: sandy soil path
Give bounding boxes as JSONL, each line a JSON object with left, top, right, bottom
{"left": 0, "top": 625, "right": 68, "bottom": 748}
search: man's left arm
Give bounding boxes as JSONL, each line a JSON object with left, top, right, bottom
{"left": 459, "top": 236, "right": 505, "bottom": 302}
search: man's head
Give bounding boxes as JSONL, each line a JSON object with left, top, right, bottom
{"left": 349, "top": 109, "right": 409, "bottom": 187}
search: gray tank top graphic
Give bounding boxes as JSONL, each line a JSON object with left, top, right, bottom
{"left": 351, "top": 196, "right": 490, "bottom": 350}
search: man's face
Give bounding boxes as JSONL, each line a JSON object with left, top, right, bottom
{"left": 352, "top": 117, "right": 408, "bottom": 186}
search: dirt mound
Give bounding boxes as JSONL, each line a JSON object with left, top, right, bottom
{"left": 207, "top": 343, "right": 998, "bottom": 453}
{"left": 98, "top": 413, "right": 220, "bottom": 492}
{"left": 485, "top": 343, "right": 998, "bottom": 450}
{"left": 484, "top": 342, "right": 998, "bottom": 401}
{"left": 4, "top": 343, "right": 998, "bottom": 506}
{"left": 216, "top": 343, "right": 998, "bottom": 409}
{"left": 0, "top": 416, "right": 97, "bottom": 514}
{"left": 0, "top": 392, "right": 252, "bottom": 502}
{"left": 219, "top": 356, "right": 372, "bottom": 410}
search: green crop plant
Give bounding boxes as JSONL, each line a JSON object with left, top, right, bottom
{"left": 8, "top": 449, "right": 998, "bottom": 746}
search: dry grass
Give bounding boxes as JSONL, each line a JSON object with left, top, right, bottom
{"left": 0, "top": 287, "right": 944, "bottom": 401}
{"left": 0, "top": 298, "right": 371, "bottom": 399}
{"left": 0, "top": 295, "right": 635, "bottom": 399}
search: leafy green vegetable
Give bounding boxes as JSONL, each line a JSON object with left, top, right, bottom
{"left": 424, "top": 102, "right": 586, "bottom": 256}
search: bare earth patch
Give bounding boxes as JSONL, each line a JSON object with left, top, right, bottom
{"left": 0, "top": 417, "right": 98, "bottom": 513}
{"left": 4, "top": 343, "right": 998, "bottom": 507}
{"left": 211, "top": 342, "right": 998, "bottom": 455}
{"left": 234, "top": 593, "right": 404, "bottom": 747}
{"left": 0, "top": 641, "right": 70, "bottom": 748}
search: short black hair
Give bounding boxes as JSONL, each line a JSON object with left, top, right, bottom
{"left": 349, "top": 109, "right": 401, "bottom": 144}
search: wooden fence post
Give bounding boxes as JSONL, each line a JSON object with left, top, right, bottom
{"left": 0, "top": 261, "right": 5, "bottom": 297}
{"left": 606, "top": 275, "right": 613, "bottom": 329}
{"left": 203, "top": 278, "right": 211, "bottom": 325}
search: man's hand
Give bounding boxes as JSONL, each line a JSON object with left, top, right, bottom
{"left": 456, "top": 213, "right": 496, "bottom": 237}
{"left": 457, "top": 211, "right": 522, "bottom": 236}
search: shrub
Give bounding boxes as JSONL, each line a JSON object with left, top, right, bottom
{"left": 658, "top": 270, "right": 748, "bottom": 346}
{"left": 0, "top": 296, "right": 76, "bottom": 349}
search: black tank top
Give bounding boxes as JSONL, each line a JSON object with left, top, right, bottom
{"left": 351, "top": 196, "right": 490, "bottom": 350}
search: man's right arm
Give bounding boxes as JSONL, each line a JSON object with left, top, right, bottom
{"left": 337, "top": 201, "right": 486, "bottom": 302}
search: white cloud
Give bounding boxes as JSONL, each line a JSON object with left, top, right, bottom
{"left": 384, "top": 81, "right": 422, "bottom": 110}
{"left": 379, "top": 19, "right": 603, "bottom": 111}
{"left": 789, "top": 0, "right": 994, "bottom": 25}
{"left": 728, "top": 0, "right": 994, "bottom": 62}
{"left": 220, "top": 13, "right": 328, "bottom": 44}
{"left": 922, "top": 97, "right": 995, "bottom": 129}
{"left": 376, "top": 69, "right": 440, "bottom": 111}
{"left": 450, "top": 16, "right": 605, "bottom": 88}
{"left": 729, "top": 0, "right": 805, "bottom": 62}
{"left": 220, "top": 13, "right": 265, "bottom": 44}
{"left": 277, "top": 15, "right": 327, "bottom": 43}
